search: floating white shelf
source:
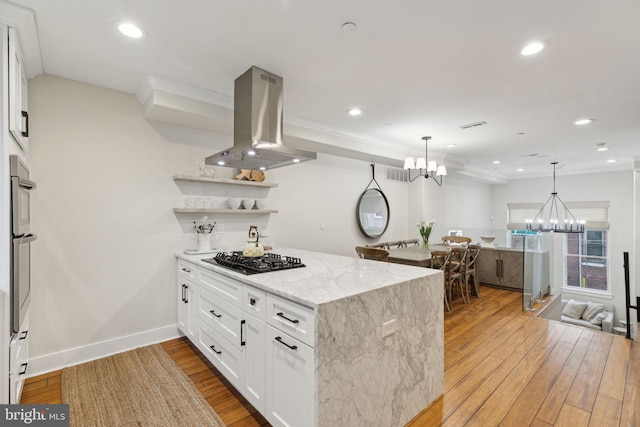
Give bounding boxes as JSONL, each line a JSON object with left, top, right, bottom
{"left": 172, "top": 174, "right": 278, "bottom": 188}
{"left": 174, "top": 208, "right": 279, "bottom": 214}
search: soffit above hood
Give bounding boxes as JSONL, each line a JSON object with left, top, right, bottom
{"left": 205, "top": 66, "right": 316, "bottom": 170}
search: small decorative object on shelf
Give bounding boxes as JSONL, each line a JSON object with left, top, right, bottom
{"left": 199, "top": 158, "right": 215, "bottom": 177}
{"left": 236, "top": 169, "right": 265, "bottom": 182}
{"left": 480, "top": 236, "right": 496, "bottom": 248}
{"left": 417, "top": 219, "right": 437, "bottom": 250}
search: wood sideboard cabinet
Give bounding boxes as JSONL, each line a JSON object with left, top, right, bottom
{"left": 478, "top": 247, "right": 524, "bottom": 290}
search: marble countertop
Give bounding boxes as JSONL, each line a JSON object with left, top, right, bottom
{"left": 176, "top": 248, "right": 439, "bottom": 309}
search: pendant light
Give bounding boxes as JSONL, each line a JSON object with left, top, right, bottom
{"left": 404, "top": 136, "right": 447, "bottom": 185}
{"left": 525, "top": 162, "right": 585, "bottom": 233}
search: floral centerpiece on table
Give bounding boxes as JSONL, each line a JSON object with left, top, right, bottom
{"left": 417, "top": 219, "right": 437, "bottom": 250}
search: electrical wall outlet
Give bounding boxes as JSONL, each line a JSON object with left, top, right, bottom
{"left": 382, "top": 318, "right": 398, "bottom": 337}
{"left": 217, "top": 223, "right": 224, "bottom": 233}
{"left": 319, "top": 220, "right": 325, "bottom": 230}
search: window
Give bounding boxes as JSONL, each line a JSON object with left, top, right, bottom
{"left": 565, "top": 230, "right": 608, "bottom": 292}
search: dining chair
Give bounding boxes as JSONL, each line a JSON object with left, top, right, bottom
{"left": 365, "top": 243, "right": 387, "bottom": 249}
{"left": 430, "top": 250, "right": 452, "bottom": 311}
{"left": 384, "top": 240, "right": 406, "bottom": 249}
{"left": 441, "top": 235, "right": 472, "bottom": 246}
{"left": 355, "top": 246, "right": 389, "bottom": 262}
{"left": 447, "top": 246, "right": 469, "bottom": 305}
{"left": 464, "top": 244, "right": 481, "bottom": 299}
{"left": 402, "top": 239, "right": 420, "bottom": 247}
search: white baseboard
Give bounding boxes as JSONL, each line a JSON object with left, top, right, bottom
{"left": 26, "top": 324, "right": 182, "bottom": 377}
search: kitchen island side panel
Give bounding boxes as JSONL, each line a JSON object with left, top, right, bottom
{"left": 316, "top": 272, "right": 443, "bottom": 427}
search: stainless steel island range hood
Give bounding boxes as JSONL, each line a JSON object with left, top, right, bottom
{"left": 205, "top": 66, "right": 316, "bottom": 170}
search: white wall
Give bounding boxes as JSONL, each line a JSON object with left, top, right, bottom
{"left": 267, "top": 157, "right": 411, "bottom": 256}
{"left": 491, "top": 170, "right": 635, "bottom": 329}
{"left": 27, "top": 75, "right": 239, "bottom": 372}
{"left": 419, "top": 175, "right": 493, "bottom": 243}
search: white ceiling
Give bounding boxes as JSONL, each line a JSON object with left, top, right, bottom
{"left": 10, "top": 0, "right": 640, "bottom": 180}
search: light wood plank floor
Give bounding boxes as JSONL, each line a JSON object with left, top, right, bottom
{"left": 21, "top": 286, "right": 640, "bottom": 426}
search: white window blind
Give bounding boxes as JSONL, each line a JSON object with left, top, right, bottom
{"left": 506, "top": 201, "right": 609, "bottom": 230}
{"left": 506, "top": 202, "right": 543, "bottom": 230}
{"left": 563, "top": 201, "right": 610, "bottom": 230}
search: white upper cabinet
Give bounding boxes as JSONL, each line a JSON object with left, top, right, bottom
{"left": 8, "top": 27, "right": 29, "bottom": 152}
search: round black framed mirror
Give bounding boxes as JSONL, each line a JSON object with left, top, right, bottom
{"left": 356, "top": 188, "right": 390, "bottom": 238}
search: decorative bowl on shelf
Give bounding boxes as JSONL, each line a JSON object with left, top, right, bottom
{"left": 255, "top": 199, "right": 266, "bottom": 210}
{"left": 242, "top": 199, "right": 255, "bottom": 209}
{"left": 480, "top": 236, "right": 496, "bottom": 247}
{"left": 227, "top": 198, "right": 241, "bottom": 209}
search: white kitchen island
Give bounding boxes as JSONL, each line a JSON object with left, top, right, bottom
{"left": 176, "top": 248, "right": 443, "bottom": 427}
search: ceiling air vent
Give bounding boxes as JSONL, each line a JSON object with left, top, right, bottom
{"left": 459, "top": 121, "right": 487, "bottom": 130}
{"left": 386, "top": 166, "right": 410, "bottom": 183}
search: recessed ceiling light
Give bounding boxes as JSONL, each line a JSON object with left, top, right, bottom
{"left": 117, "top": 22, "right": 146, "bottom": 38}
{"left": 259, "top": 166, "right": 267, "bottom": 171}
{"left": 347, "top": 108, "right": 362, "bottom": 116}
{"left": 596, "top": 147, "right": 609, "bottom": 152}
{"left": 445, "top": 144, "right": 456, "bottom": 148}
{"left": 247, "top": 150, "right": 256, "bottom": 156}
{"left": 492, "top": 160, "right": 501, "bottom": 164}
{"left": 521, "top": 42, "right": 544, "bottom": 56}
{"left": 516, "top": 168, "right": 524, "bottom": 172}
{"left": 292, "top": 158, "right": 300, "bottom": 163}
{"left": 574, "top": 118, "right": 594, "bottom": 125}
{"left": 607, "top": 159, "right": 617, "bottom": 163}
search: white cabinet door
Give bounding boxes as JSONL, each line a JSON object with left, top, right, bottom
{"left": 243, "top": 314, "right": 266, "bottom": 413}
{"left": 178, "top": 280, "right": 196, "bottom": 340}
{"left": 8, "top": 27, "right": 29, "bottom": 152}
{"left": 265, "top": 325, "right": 314, "bottom": 427}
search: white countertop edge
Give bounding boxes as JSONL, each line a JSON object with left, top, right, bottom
{"left": 176, "top": 248, "right": 439, "bottom": 308}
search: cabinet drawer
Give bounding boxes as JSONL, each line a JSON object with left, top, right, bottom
{"left": 243, "top": 285, "right": 267, "bottom": 321}
{"left": 178, "top": 259, "right": 198, "bottom": 282}
{"left": 10, "top": 313, "right": 29, "bottom": 375}
{"left": 198, "top": 321, "right": 243, "bottom": 390}
{"left": 200, "top": 268, "right": 243, "bottom": 307}
{"left": 9, "top": 332, "right": 28, "bottom": 374}
{"left": 197, "top": 287, "right": 243, "bottom": 348}
{"left": 266, "top": 294, "right": 315, "bottom": 348}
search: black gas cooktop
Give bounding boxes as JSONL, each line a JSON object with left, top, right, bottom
{"left": 203, "top": 252, "right": 305, "bottom": 275}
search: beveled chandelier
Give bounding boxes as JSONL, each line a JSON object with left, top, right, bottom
{"left": 404, "top": 136, "right": 447, "bottom": 185}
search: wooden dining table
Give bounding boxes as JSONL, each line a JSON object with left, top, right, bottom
{"left": 387, "top": 245, "right": 480, "bottom": 297}
{"left": 387, "top": 246, "right": 435, "bottom": 268}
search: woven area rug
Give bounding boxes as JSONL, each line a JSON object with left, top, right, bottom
{"left": 61, "top": 344, "right": 226, "bottom": 427}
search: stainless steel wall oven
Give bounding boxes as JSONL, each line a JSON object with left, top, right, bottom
{"left": 9, "top": 155, "right": 36, "bottom": 334}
